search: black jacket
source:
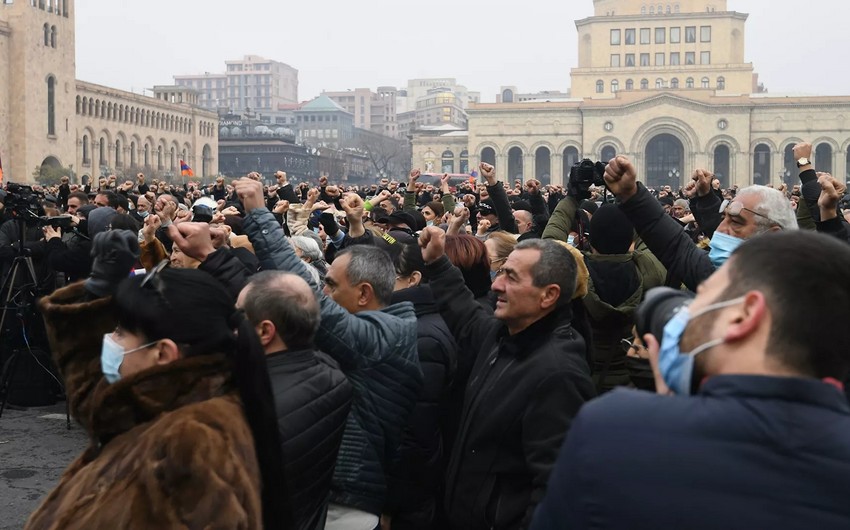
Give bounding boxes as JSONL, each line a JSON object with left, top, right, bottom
{"left": 267, "top": 349, "right": 353, "bottom": 530}
{"left": 44, "top": 234, "right": 92, "bottom": 282}
{"left": 386, "top": 285, "right": 457, "bottom": 525}
{"left": 426, "top": 256, "right": 595, "bottom": 530}
{"left": 620, "top": 183, "right": 715, "bottom": 291}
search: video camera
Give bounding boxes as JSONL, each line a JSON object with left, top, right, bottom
{"left": 569, "top": 159, "right": 607, "bottom": 189}
{"left": 5, "top": 183, "right": 70, "bottom": 229}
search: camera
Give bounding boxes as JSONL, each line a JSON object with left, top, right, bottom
{"left": 634, "top": 287, "right": 694, "bottom": 341}
{"left": 39, "top": 215, "right": 74, "bottom": 230}
{"left": 569, "top": 159, "right": 607, "bottom": 189}
{"left": 4, "top": 182, "right": 43, "bottom": 217}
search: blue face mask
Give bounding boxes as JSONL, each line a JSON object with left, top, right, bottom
{"left": 101, "top": 333, "right": 157, "bottom": 384}
{"left": 658, "top": 297, "right": 745, "bottom": 395}
{"left": 708, "top": 231, "right": 743, "bottom": 268}
{"left": 426, "top": 220, "right": 435, "bottom": 227}
{"left": 138, "top": 210, "right": 150, "bottom": 219}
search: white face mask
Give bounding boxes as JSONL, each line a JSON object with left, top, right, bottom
{"left": 100, "top": 333, "right": 156, "bottom": 384}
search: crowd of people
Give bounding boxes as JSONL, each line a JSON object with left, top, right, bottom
{"left": 4, "top": 140, "right": 850, "bottom": 529}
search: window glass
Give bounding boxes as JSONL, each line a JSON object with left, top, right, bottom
{"left": 655, "top": 53, "right": 665, "bottom": 66}
{"left": 700, "top": 26, "right": 711, "bottom": 42}
{"left": 640, "top": 28, "right": 651, "bottom": 44}
{"left": 701, "top": 51, "right": 710, "bottom": 65}
{"left": 670, "top": 52, "right": 680, "bottom": 65}
{"left": 625, "top": 29, "right": 636, "bottom": 45}
{"left": 640, "top": 53, "right": 650, "bottom": 66}
{"left": 611, "top": 29, "right": 621, "bottom": 45}
{"left": 655, "top": 28, "right": 666, "bottom": 44}
{"left": 625, "top": 54, "right": 635, "bottom": 67}
{"left": 670, "top": 27, "right": 681, "bottom": 43}
{"left": 685, "top": 52, "right": 695, "bottom": 65}
{"left": 611, "top": 54, "right": 621, "bottom": 67}
{"left": 685, "top": 26, "right": 696, "bottom": 43}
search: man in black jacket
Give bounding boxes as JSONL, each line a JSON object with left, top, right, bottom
{"left": 237, "top": 270, "right": 353, "bottom": 530}
{"left": 419, "top": 227, "right": 595, "bottom": 530}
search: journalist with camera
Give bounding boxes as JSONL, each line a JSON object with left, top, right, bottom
{"left": 532, "top": 230, "right": 850, "bottom": 529}
{"left": 0, "top": 184, "right": 57, "bottom": 293}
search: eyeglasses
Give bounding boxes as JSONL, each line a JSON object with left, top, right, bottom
{"left": 620, "top": 338, "right": 646, "bottom": 355}
{"left": 722, "top": 201, "right": 781, "bottom": 228}
{"left": 489, "top": 256, "right": 506, "bottom": 264}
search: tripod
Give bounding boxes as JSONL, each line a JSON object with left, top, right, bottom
{"left": 0, "top": 217, "right": 70, "bottom": 429}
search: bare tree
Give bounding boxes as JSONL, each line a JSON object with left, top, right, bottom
{"left": 352, "top": 129, "right": 410, "bottom": 179}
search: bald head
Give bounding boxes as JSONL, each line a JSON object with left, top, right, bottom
{"left": 238, "top": 271, "right": 319, "bottom": 353}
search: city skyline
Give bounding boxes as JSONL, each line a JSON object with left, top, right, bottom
{"left": 75, "top": 0, "right": 849, "bottom": 103}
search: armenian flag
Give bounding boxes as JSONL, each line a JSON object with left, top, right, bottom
{"left": 179, "top": 159, "right": 194, "bottom": 177}
{"left": 0, "top": 151, "right": 4, "bottom": 184}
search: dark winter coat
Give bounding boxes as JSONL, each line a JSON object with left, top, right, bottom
{"left": 385, "top": 285, "right": 457, "bottom": 527}
{"left": 426, "top": 255, "right": 596, "bottom": 530}
{"left": 243, "top": 207, "right": 422, "bottom": 516}
{"left": 267, "top": 349, "right": 353, "bottom": 530}
{"left": 532, "top": 376, "right": 850, "bottom": 530}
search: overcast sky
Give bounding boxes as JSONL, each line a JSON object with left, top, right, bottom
{"left": 75, "top": 0, "right": 848, "bottom": 102}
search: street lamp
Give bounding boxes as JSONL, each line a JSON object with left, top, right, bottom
{"left": 668, "top": 168, "right": 680, "bottom": 184}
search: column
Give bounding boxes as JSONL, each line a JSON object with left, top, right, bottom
{"left": 772, "top": 150, "right": 784, "bottom": 187}
{"left": 552, "top": 153, "right": 564, "bottom": 187}
{"left": 525, "top": 153, "right": 535, "bottom": 183}
{"left": 496, "top": 154, "right": 507, "bottom": 183}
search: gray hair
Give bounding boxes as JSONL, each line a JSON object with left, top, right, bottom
{"left": 291, "top": 235, "right": 323, "bottom": 262}
{"left": 737, "top": 185, "right": 798, "bottom": 232}
{"left": 242, "top": 271, "right": 320, "bottom": 350}
{"left": 336, "top": 245, "right": 395, "bottom": 307}
{"left": 514, "top": 239, "right": 577, "bottom": 305}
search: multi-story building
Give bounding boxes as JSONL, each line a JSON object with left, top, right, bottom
{"left": 396, "top": 78, "right": 480, "bottom": 114}
{"left": 323, "top": 86, "right": 399, "bottom": 138}
{"left": 399, "top": 87, "right": 469, "bottom": 139}
{"left": 0, "top": 0, "right": 218, "bottom": 183}
{"left": 295, "top": 95, "right": 355, "bottom": 148}
{"left": 412, "top": 0, "right": 850, "bottom": 188}
{"left": 174, "top": 55, "right": 298, "bottom": 114}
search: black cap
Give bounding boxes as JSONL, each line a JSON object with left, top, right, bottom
{"left": 478, "top": 199, "right": 496, "bottom": 217}
{"left": 377, "top": 211, "right": 417, "bottom": 230}
{"left": 589, "top": 204, "right": 634, "bottom": 255}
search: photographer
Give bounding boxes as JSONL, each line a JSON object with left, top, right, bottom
{"left": 0, "top": 186, "right": 55, "bottom": 293}
{"left": 43, "top": 207, "right": 119, "bottom": 283}
{"left": 532, "top": 231, "right": 850, "bottom": 530}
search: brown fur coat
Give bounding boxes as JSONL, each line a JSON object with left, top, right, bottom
{"left": 25, "top": 283, "right": 263, "bottom": 530}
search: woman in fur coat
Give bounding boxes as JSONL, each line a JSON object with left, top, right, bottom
{"left": 25, "top": 231, "right": 290, "bottom": 530}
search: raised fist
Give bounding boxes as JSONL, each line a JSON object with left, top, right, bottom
{"left": 419, "top": 226, "right": 446, "bottom": 264}
{"left": 409, "top": 169, "right": 421, "bottom": 183}
{"left": 603, "top": 156, "right": 638, "bottom": 201}
{"left": 793, "top": 142, "right": 813, "bottom": 162}
{"left": 692, "top": 169, "right": 714, "bottom": 197}
{"left": 479, "top": 163, "right": 496, "bottom": 184}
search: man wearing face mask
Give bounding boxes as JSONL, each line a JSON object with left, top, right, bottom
{"left": 531, "top": 231, "right": 850, "bottom": 530}
{"left": 603, "top": 156, "right": 797, "bottom": 291}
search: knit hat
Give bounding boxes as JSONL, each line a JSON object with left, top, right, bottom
{"left": 589, "top": 205, "right": 634, "bottom": 255}
{"left": 580, "top": 200, "right": 599, "bottom": 215}
{"left": 87, "top": 207, "right": 118, "bottom": 237}
{"left": 512, "top": 200, "right": 532, "bottom": 213}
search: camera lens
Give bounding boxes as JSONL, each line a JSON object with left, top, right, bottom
{"left": 635, "top": 287, "right": 694, "bottom": 341}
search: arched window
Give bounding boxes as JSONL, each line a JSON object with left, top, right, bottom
{"left": 641, "top": 6, "right": 646, "bottom": 14}
{"left": 460, "top": 149, "right": 470, "bottom": 174}
{"left": 441, "top": 149, "right": 454, "bottom": 173}
{"left": 753, "top": 144, "right": 771, "bottom": 185}
{"left": 115, "top": 140, "right": 122, "bottom": 167}
{"left": 717, "top": 76, "right": 726, "bottom": 90}
{"left": 674, "top": 4, "right": 680, "bottom": 12}
{"left": 43, "top": 23, "right": 49, "bottom": 46}
{"left": 99, "top": 138, "right": 107, "bottom": 165}
{"left": 144, "top": 144, "right": 150, "bottom": 167}
{"left": 157, "top": 146, "right": 163, "bottom": 169}
{"left": 82, "top": 135, "right": 90, "bottom": 164}
{"left": 640, "top": 79, "right": 649, "bottom": 90}
{"left": 686, "top": 77, "right": 695, "bottom": 89}
{"left": 50, "top": 25, "right": 56, "bottom": 48}
{"left": 601, "top": 145, "right": 617, "bottom": 163}
{"left": 130, "top": 142, "right": 137, "bottom": 167}
{"left": 701, "top": 77, "right": 710, "bottom": 89}
{"left": 596, "top": 80, "right": 604, "bottom": 93}
{"left": 47, "top": 76, "right": 56, "bottom": 136}
{"left": 671, "top": 78, "right": 679, "bottom": 89}
{"left": 38, "top": 0, "right": 44, "bottom": 9}
{"left": 666, "top": 4, "right": 671, "bottom": 13}
{"left": 502, "top": 89, "right": 514, "bottom": 103}
{"left": 170, "top": 147, "right": 176, "bottom": 170}
{"left": 480, "top": 147, "right": 496, "bottom": 166}
{"left": 508, "top": 147, "right": 524, "bottom": 180}
{"left": 714, "top": 144, "right": 730, "bottom": 187}
{"left": 75, "top": 95, "right": 81, "bottom": 115}
{"left": 649, "top": 5, "right": 654, "bottom": 13}
{"left": 611, "top": 79, "right": 619, "bottom": 93}
{"left": 656, "top": 78, "right": 665, "bottom": 89}
{"left": 562, "top": 146, "right": 580, "bottom": 182}
{"left": 625, "top": 79, "right": 634, "bottom": 90}
{"left": 816, "top": 143, "right": 834, "bottom": 173}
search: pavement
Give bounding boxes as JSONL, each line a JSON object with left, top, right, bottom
{"left": 0, "top": 402, "right": 88, "bottom": 530}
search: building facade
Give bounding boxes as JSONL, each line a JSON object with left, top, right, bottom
{"left": 175, "top": 55, "right": 299, "bottom": 114}
{"left": 411, "top": 0, "right": 850, "bottom": 189}
{"left": 0, "top": 0, "right": 219, "bottom": 184}
{"left": 323, "top": 86, "right": 399, "bottom": 138}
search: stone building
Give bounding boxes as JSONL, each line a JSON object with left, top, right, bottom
{"left": 412, "top": 0, "right": 850, "bottom": 189}
{"left": 0, "top": 0, "right": 219, "bottom": 184}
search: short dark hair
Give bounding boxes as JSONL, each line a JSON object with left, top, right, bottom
{"left": 336, "top": 245, "right": 395, "bottom": 306}
{"left": 68, "top": 191, "right": 89, "bottom": 204}
{"left": 720, "top": 231, "right": 850, "bottom": 380}
{"left": 515, "top": 239, "right": 577, "bottom": 305}
{"left": 97, "top": 191, "right": 121, "bottom": 209}
{"left": 242, "top": 271, "right": 319, "bottom": 351}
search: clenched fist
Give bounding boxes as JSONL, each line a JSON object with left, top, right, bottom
{"left": 603, "top": 156, "right": 639, "bottom": 201}
{"left": 419, "top": 226, "right": 446, "bottom": 264}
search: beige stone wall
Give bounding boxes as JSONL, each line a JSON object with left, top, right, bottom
{"left": 573, "top": 6, "right": 751, "bottom": 98}
{"left": 75, "top": 81, "right": 219, "bottom": 181}
{"left": 411, "top": 135, "right": 469, "bottom": 175}
{"left": 1, "top": 0, "right": 76, "bottom": 183}
{"left": 593, "top": 0, "right": 728, "bottom": 17}
{"left": 434, "top": 94, "right": 850, "bottom": 189}
{"left": 0, "top": 20, "right": 11, "bottom": 178}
